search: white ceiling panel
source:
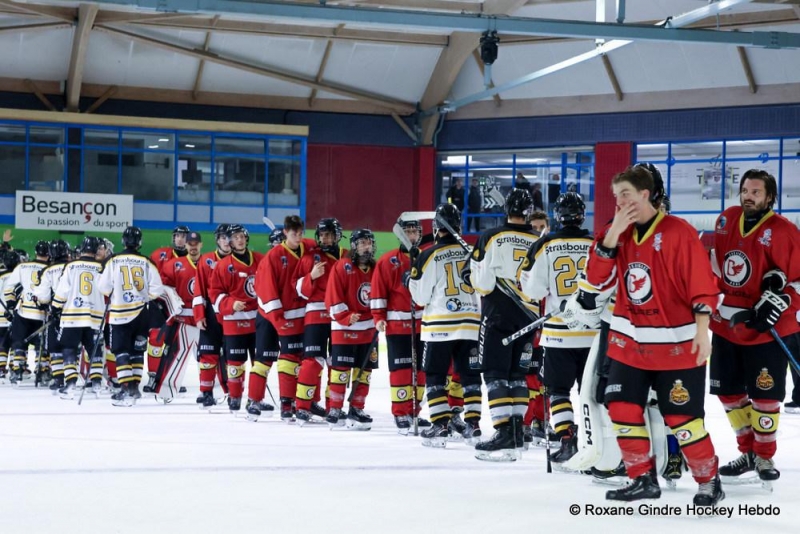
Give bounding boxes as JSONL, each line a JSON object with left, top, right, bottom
{"left": 208, "top": 33, "right": 321, "bottom": 78}
{"left": 199, "top": 61, "right": 313, "bottom": 97}
{"left": 0, "top": 28, "right": 72, "bottom": 81}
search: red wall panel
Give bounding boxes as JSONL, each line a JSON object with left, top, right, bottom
{"left": 307, "top": 144, "right": 435, "bottom": 231}
{"left": 593, "top": 142, "right": 633, "bottom": 234}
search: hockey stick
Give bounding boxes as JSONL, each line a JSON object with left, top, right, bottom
{"left": 347, "top": 330, "right": 380, "bottom": 404}
{"left": 729, "top": 310, "right": 800, "bottom": 374}
{"left": 78, "top": 299, "right": 112, "bottom": 406}
{"left": 23, "top": 317, "right": 56, "bottom": 345}
{"left": 501, "top": 301, "right": 568, "bottom": 346}
{"left": 262, "top": 217, "right": 276, "bottom": 231}
{"left": 398, "top": 211, "right": 436, "bottom": 222}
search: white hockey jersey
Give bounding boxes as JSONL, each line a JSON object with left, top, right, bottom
{"left": 3, "top": 260, "right": 49, "bottom": 321}
{"left": 52, "top": 259, "right": 106, "bottom": 329}
{"left": 519, "top": 226, "right": 597, "bottom": 348}
{"left": 0, "top": 271, "right": 11, "bottom": 328}
{"left": 97, "top": 252, "right": 165, "bottom": 325}
{"left": 408, "top": 236, "right": 480, "bottom": 342}
{"left": 33, "top": 262, "right": 66, "bottom": 306}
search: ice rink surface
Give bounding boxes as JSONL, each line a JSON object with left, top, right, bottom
{"left": 1, "top": 351, "right": 797, "bottom": 534}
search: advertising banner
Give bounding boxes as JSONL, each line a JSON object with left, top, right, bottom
{"left": 15, "top": 191, "right": 134, "bottom": 232}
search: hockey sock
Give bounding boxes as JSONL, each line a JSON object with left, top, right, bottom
{"left": 608, "top": 401, "right": 653, "bottom": 479}
{"left": 350, "top": 369, "right": 371, "bottom": 409}
{"left": 146, "top": 329, "right": 165, "bottom": 376}
{"left": 0, "top": 350, "right": 6, "bottom": 370}
{"left": 62, "top": 348, "right": 79, "bottom": 384}
{"left": 277, "top": 354, "right": 300, "bottom": 401}
{"left": 12, "top": 349, "right": 26, "bottom": 371}
{"left": 426, "top": 383, "right": 450, "bottom": 424}
{"left": 509, "top": 379, "right": 529, "bottom": 418}
{"left": 719, "top": 393, "right": 754, "bottom": 454}
{"left": 325, "top": 367, "right": 332, "bottom": 411}
{"left": 447, "top": 372, "right": 464, "bottom": 410}
{"left": 664, "top": 414, "right": 716, "bottom": 483}
{"left": 751, "top": 399, "right": 780, "bottom": 459}
{"left": 463, "top": 383, "right": 482, "bottom": 422}
{"left": 486, "top": 379, "right": 512, "bottom": 427}
{"left": 550, "top": 395, "right": 575, "bottom": 436}
{"left": 116, "top": 353, "right": 133, "bottom": 385}
{"left": 198, "top": 354, "right": 219, "bottom": 392}
{"left": 295, "top": 358, "right": 323, "bottom": 411}
{"left": 389, "top": 368, "right": 413, "bottom": 417}
{"left": 414, "top": 370, "right": 426, "bottom": 415}
{"left": 105, "top": 351, "right": 118, "bottom": 383}
{"left": 247, "top": 361, "right": 272, "bottom": 403}
{"left": 50, "top": 352, "right": 64, "bottom": 380}
{"left": 328, "top": 367, "right": 350, "bottom": 410}
{"left": 226, "top": 362, "right": 246, "bottom": 399}
{"left": 130, "top": 354, "right": 144, "bottom": 384}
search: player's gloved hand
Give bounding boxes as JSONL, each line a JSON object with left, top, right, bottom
{"left": 49, "top": 306, "right": 62, "bottom": 322}
{"left": 761, "top": 269, "right": 787, "bottom": 293}
{"left": 562, "top": 289, "right": 603, "bottom": 330}
{"left": 32, "top": 296, "right": 48, "bottom": 311}
{"left": 748, "top": 290, "right": 790, "bottom": 333}
{"left": 409, "top": 246, "right": 420, "bottom": 264}
{"left": 2, "top": 310, "right": 12, "bottom": 322}
{"left": 401, "top": 270, "right": 411, "bottom": 288}
{"left": 460, "top": 267, "right": 472, "bottom": 288}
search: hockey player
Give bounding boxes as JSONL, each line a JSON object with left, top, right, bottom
{"left": 255, "top": 215, "right": 313, "bottom": 421}
{"left": 155, "top": 231, "right": 204, "bottom": 401}
{"left": 151, "top": 225, "right": 191, "bottom": 269}
{"left": 32, "top": 239, "right": 71, "bottom": 388}
{"left": 193, "top": 224, "right": 232, "bottom": 407}
{"left": 98, "top": 226, "right": 166, "bottom": 406}
{"left": 468, "top": 189, "right": 540, "bottom": 460}
{"left": 371, "top": 219, "right": 428, "bottom": 434}
{"left": 268, "top": 228, "right": 285, "bottom": 248}
{"left": 51, "top": 237, "right": 106, "bottom": 398}
{"left": 709, "top": 169, "right": 800, "bottom": 486}
{"left": 325, "top": 228, "right": 379, "bottom": 429}
{"left": 208, "top": 225, "right": 264, "bottom": 414}
{"left": 4, "top": 240, "right": 49, "bottom": 383}
{"left": 408, "top": 204, "right": 483, "bottom": 447}
{"left": 519, "top": 192, "right": 597, "bottom": 464}
{"left": 584, "top": 165, "right": 724, "bottom": 505}
{"left": 293, "top": 218, "right": 345, "bottom": 424}
{"left": 0, "top": 250, "right": 20, "bottom": 380}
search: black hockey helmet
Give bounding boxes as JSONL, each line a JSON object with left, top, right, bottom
{"left": 214, "top": 223, "right": 231, "bottom": 240}
{"left": 122, "top": 226, "right": 143, "bottom": 250}
{"left": 633, "top": 162, "right": 665, "bottom": 209}
{"left": 315, "top": 218, "right": 343, "bottom": 253}
{"left": 661, "top": 195, "right": 672, "bottom": 214}
{"left": 80, "top": 236, "right": 102, "bottom": 255}
{"left": 0, "top": 249, "right": 20, "bottom": 272}
{"left": 504, "top": 187, "right": 534, "bottom": 221}
{"left": 16, "top": 249, "right": 29, "bottom": 262}
{"left": 35, "top": 240, "right": 50, "bottom": 258}
{"left": 432, "top": 203, "right": 461, "bottom": 235}
{"left": 350, "top": 228, "right": 376, "bottom": 264}
{"left": 553, "top": 192, "right": 586, "bottom": 227}
{"left": 399, "top": 219, "right": 423, "bottom": 247}
{"left": 226, "top": 224, "right": 249, "bottom": 243}
{"left": 173, "top": 225, "right": 191, "bottom": 236}
{"left": 49, "top": 239, "right": 70, "bottom": 262}
{"left": 269, "top": 228, "right": 285, "bottom": 247}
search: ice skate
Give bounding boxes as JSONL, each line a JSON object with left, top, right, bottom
{"left": 128, "top": 384, "right": 142, "bottom": 404}
{"left": 111, "top": 387, "right": 133, "bottom": 407}
{"left": 662, "top": 452, "right": 686, "bottom": 489}
{"left": 591, "top": 461, "right": 628, "bottom": 486}
{"left": 326, "top": 408, "right": 346, "bottom": 429}
{"left": 59, "top": 383, "right": 75, "bottom": 400}
{"left": 447, "top": 412, "right": 466, "bottom": 442}
{"left": 474, "top": 424, "right": 519, "bottom": 462}
{"left": 693, "top": 473, "right": 725, "bottom": 506}
{"left": 345, "top": 406, "right": 372, "bottom": 431}
{"left": 784, "top": 401, "right": 800, "bottom": 414}
{"left": 395, "top": 415, "right": 411, "bottom": 436}
{"left": 461, "top": 418, "right": 482, "bottom": 445}
{"left": 718, "top": 451, "right": 758, "bottom": 485}
{"left": 49, "top": 376, "right": 64, "bottom": 394}
{"left": 244, "top": 399, "right": 261, "bottom": 422}
{"left": 228, "top": 396, "right": 242, "bottom": 413}
{"left": 142, "top": 373, "right": 156, "bottom": 393}
{"left": 295, "top": 409, "right": 313, "bottom": 427}
{"left": 280, "top": 398, "right": 295, "bottom": 423}
{"left": 754, "top": 456, "right": 779, "bottom": 492}
{"left": 420, "top": 420, "right": 450, "bottom": 448}
{"left": 606, "top": 469, "right": 661, "bottom": 502}
{"left": 551, "top": 425, "right": 578, "bottom": 470}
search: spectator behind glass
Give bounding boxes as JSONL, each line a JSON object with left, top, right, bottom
{"left": 531, "top": 182, "right": 544, "bottom": 212}
{"left": 446, "top": 177, "right": 465, "bottom": 212}
{"left": 468, "top": 178, "right": 482, "bottom": 232}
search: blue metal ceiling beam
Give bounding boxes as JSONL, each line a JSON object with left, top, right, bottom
{"left": 90, "top": 0, "right": 800, "bottom": 49}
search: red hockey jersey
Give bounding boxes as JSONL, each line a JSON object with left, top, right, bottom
{"left": 295, "top": 247, "right": 348, "bottom": 326}
{"left": 710, "top": 206, "right": 800, "bottom": 344}
{"left": 370, "top": 248, "right": 422, "bottom": 336}
{"left": 151, "top": 246, "right": 185, "bottom": 274}
{"left": 585, "top": 212, "right": 721, "bottom": 370}
{"left": 208, "top": 250, "right": 263, "bottom": 335}
{"left": 255, "top": 241, "right": 310, "bottom": 336}
{"left": 192, "top": 250, "right": 229, "bottom": 324}
{"left": 326, "top": 258, "right": 375, "bottom": 345}
{"left": 161, "top": 255, "right": 198, "bottom": 326}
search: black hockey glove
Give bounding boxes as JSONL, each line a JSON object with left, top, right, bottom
{"left": 409, "top": 246, "right": 420, "bottom": 264}
{"left": 49, "top": 306, "right": 62, "bottom": 323}
{"left": 460, "top": 266, "right": 472, "bottom": 288}
{"left": 401, "top": 270, "right": 411, "bottom": 289}
{"left": 2, "top": 309, "right": 12, "bottom": 322}
{"left": 32, "top": 296, "right": 48, "bottom": 312}
{"left": 748, "top": 290, "right": 790, "bottom": 333}
{"left": 761, "top": 269, "right": 787, "bottom": 293}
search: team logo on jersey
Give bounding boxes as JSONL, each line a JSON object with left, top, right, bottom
{"left": 187, "top": 278, "right": 196, "bottom": 297}
{"left": 653, "top": 233, "right": 663, "bottom": 252}
{"left": 624, "top": 263, "right": 653, "bottom": 305}
{"left": 390, "top": 257, "right": 400, "bottom": 267}
{"left": 669, "top": 380, "right": 690, "bottom": 405}
{"left": 122, "top": 291, "right": 136, "bottom": 303}
{"left": 357, "top": 282, "right": 371, "bottom": 307}
{"left": 72, "top": 296, "right": 84, "bottom": 307}
{"left": 227, "top": 264, "right": 235, "bottom": 273}
{"left": 160, "top": 252, "right": 168, "bottom": 260}
{"left": 758, "top": 229, "right": 772, "bottom": 248}
{"left": 175, "top": 261, "right": 183, "bottom": 271}
{"left": 675, "top": 429, "right": 693, "bottom": 442}
{"left": 722, "top": 250, "right": 751, "bottom": 287}
{"left": 716, "top": 216, "right": 727, "bottom": 234}
{"left": 446, "top": 298, "right": 462, "bottom": 312}
{"left": 756, "top": 368, "right": 774, "bottom": 390}
{"left": 244, "top": 275, "right": 256, "bottom": 299}
{"left": 314, "top": 254, "right": 321, "bottom": 263}
{"left": 280, "top": 256, "right": 288, "bottom": 268}
{"left": 344, "top": 263, "right": 353, "bottom": 273}
{"left": 758, "top": 415, "right": 774, "bottom": 430}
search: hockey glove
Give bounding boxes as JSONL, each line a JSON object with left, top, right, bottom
{"left": 401, "top": 270, "right": 411, "bottom": 288}
{"left": 460, "top": 266, "right": 472, "bottom": 288}
{"left": 409, "top": 246, "right": 420, "bottom": 264}
{"left": 761, "top": 269, "right": 788, "bottom": 293}
{"left": 562, "top": 289, "right": 603, "bottom": 331}
{"left": 2, "top": 310, "right": 12, "bottom": 322}
{"left": 49, "top": 306, "right": 62, "bottom": 323}
{"left": 748, "top": 290, "right": 790, "bottom": 333}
